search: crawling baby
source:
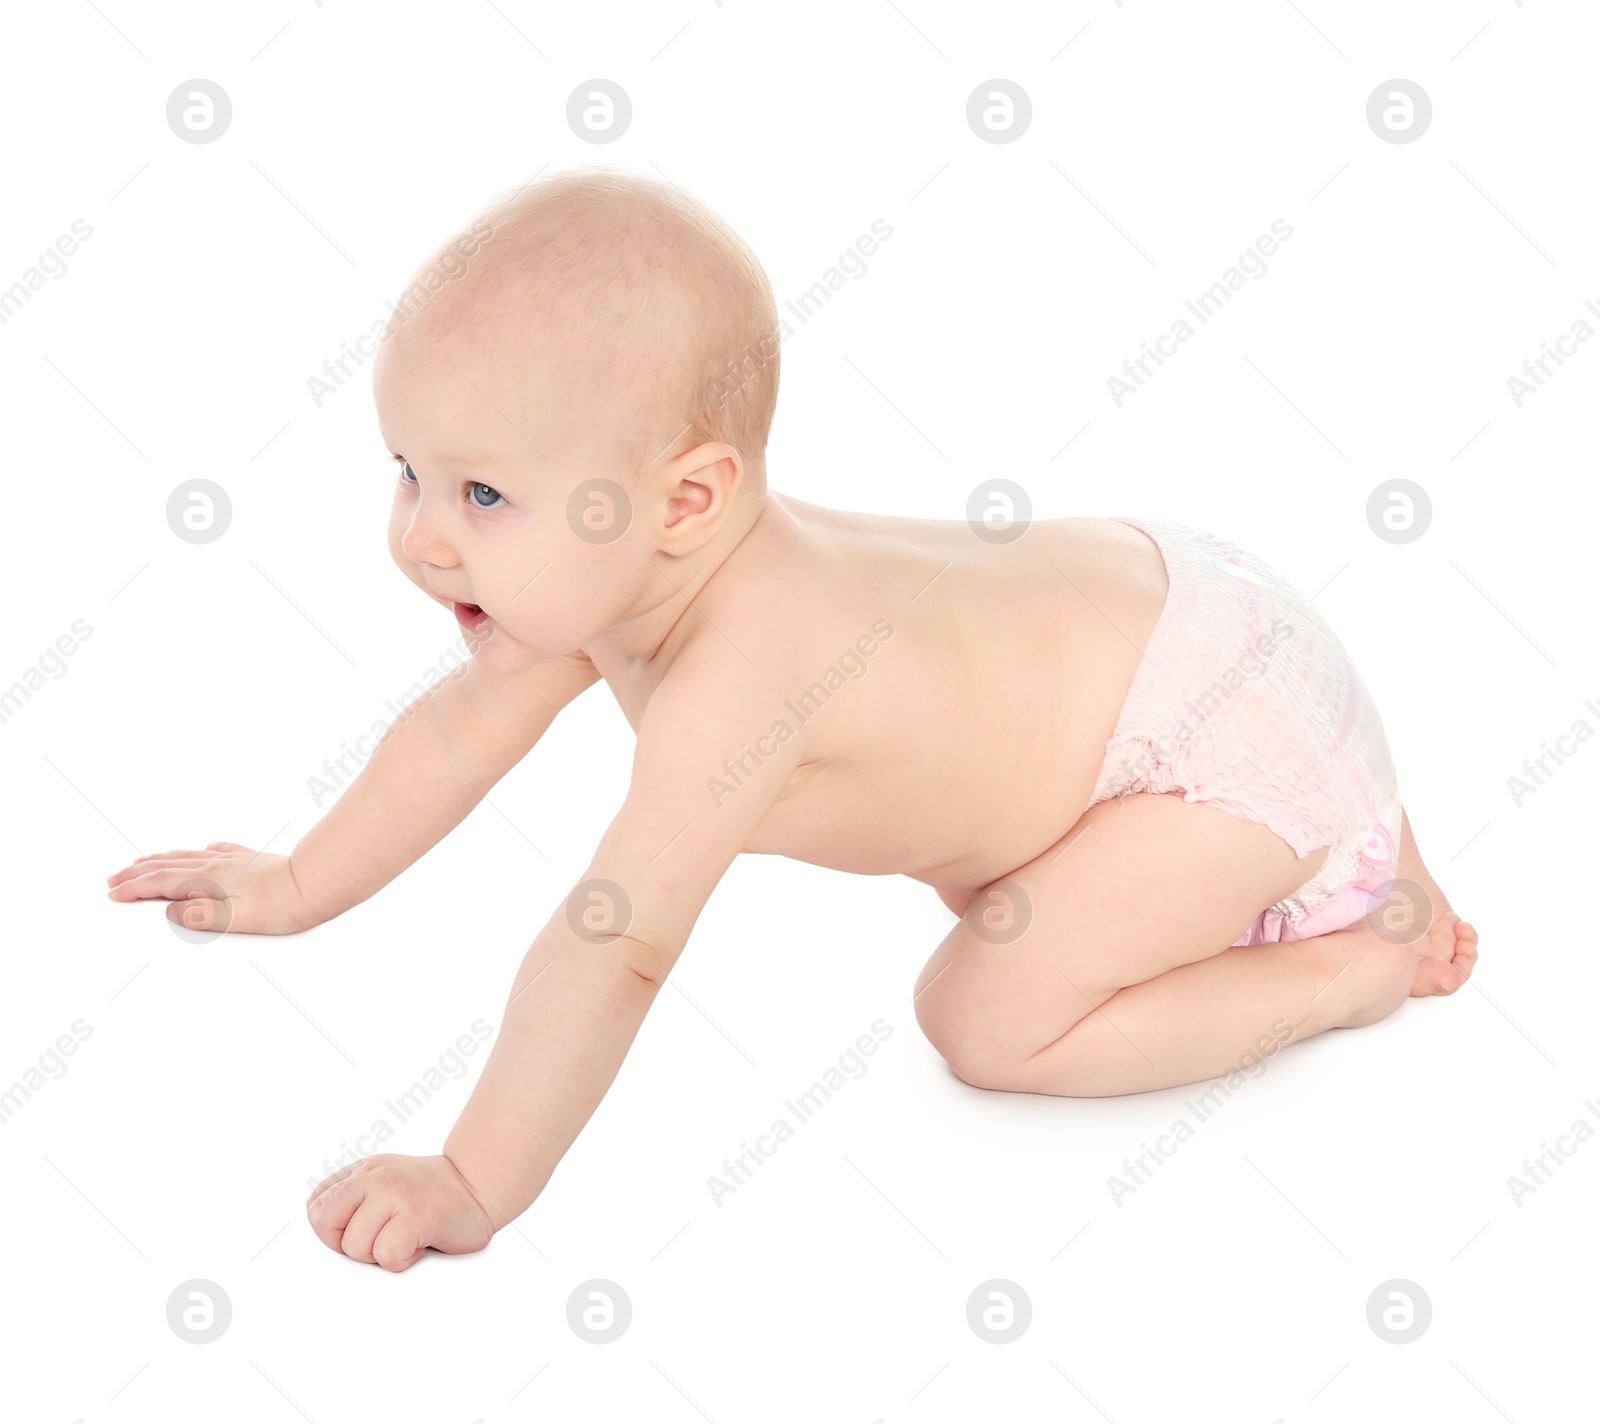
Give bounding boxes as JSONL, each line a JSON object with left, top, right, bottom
{"left": 106, "top": 169, "right": 1477, "bottom": 1272}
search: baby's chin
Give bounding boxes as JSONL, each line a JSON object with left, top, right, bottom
{"left": 460, "top": 619, "right": 546, "bottom": 675}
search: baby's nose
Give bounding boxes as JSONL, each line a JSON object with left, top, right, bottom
{"left": 399, "top": 507, "right": 457, "bottom": 568}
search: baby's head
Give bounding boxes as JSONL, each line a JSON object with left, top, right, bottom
{"left": 374, "top": 168, "right": 780, "bottom": 671}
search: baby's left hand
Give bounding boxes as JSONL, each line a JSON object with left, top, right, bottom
{"left": 306, "top": 1154, "right": 494, "bottom": 1271}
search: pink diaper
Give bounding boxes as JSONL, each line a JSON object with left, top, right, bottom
{"left": 1086, "top": 517, "right": 1402, "bottom": 947}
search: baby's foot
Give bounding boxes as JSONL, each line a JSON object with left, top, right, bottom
{"left": 1409, "top": 913, "right": 1478, "bottom": 997}
{"left": 1311, "top": 811, "right": 1479, "bottom": 1029}
{"left": 1387, "top": 808, "right": 1479, "bottom": 998}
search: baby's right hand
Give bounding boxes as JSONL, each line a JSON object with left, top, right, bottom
{"left": 105, "top": 842, "right": 322, "bottom": 936}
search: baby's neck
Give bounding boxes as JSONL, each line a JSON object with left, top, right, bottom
{"left": 588, "top": 489, "right": 778, "bottom": 665}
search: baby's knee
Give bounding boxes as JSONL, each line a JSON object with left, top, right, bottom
{"left": 917, "top": 975, "right": 1116, "bottom": 1094}
{"left": 915, "top": 983, "right": 1051, "bottom": 1092}
{"left": 923, "top": 1022, "right": 1016, "bottom": 1092}
{"left": 915, "top": 976, "right": 1005, "bottom": 1088}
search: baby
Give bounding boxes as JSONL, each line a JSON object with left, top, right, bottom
{"left": 106, "top": 169, "right": 1477, "bottom": 1273}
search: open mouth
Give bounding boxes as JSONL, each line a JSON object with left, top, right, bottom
{"left": 453, "top": 601, "right": 491, "bottom": 632}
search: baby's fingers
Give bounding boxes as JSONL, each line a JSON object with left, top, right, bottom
{"left": 306, "top": 1173, "right": 364, "bottom": 1255}
{"left": 106, "top": 866, "right": 221, "bottom": 901}
{"left": 107, "top": 843, "right": 251, "bottom": 885}
{"left": 335, "top": 1197, "right": 395, "bottom": 1266}
{"left": 306, "top": 1164, "right": 357, "bottom": 1208}
{"left": 107, "top": 858, "right": 207, "bottom": 888}
{"left": 327, "top": 1194, "right": 425, "bottom": 1271}
{"left": 165, "top": 896, "right": 233, "bottom": 934}
{"left": 371, "top": 1217, "right": 427, "bottom": 1273}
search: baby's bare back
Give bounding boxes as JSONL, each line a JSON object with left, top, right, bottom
{"left": 591, "top": 494, "right": 1169, "bottom": 906}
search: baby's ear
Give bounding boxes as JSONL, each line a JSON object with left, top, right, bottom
{"left": 658, "top": 442, "right": 742, "bottom": 545}
{"left": 665, "top": 478, "right": 713, "bottom": 523}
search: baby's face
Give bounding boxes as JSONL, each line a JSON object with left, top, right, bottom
{"left": 375, "top": 336, "right": 646, "bottom": 673}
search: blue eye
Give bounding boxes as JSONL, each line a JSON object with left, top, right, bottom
{"left": 398, "top": 460, "right": 417, "bottom": 484}
{"left": 470, "top": 482, "right": 507, "bottom": 510}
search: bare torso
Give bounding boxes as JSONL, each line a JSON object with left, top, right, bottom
{"left": 588, "top": 493, "right": 1170, "bottom": 909}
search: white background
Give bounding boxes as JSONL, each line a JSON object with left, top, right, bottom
{"left": 2, "top": 1, "right": 1595, "bottom": 1420}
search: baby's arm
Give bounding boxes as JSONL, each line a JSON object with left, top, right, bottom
{"left": 305, "top": 646, "right": 803, "bottom": 1269}
{"left": 106, "top": 649, "right": 599, "bottom": 932}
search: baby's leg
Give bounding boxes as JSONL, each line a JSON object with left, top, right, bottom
{"left": 914, "top": 797, "right": 1476, "bottom": 1097}
{"left": 1000, "top": 913, "right": 1475, "bottom": 1096}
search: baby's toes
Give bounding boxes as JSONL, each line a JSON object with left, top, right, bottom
{"left": 1411, "top": 954, "right": 1463, "bottom": 996}
{"left": 1450, "top": 920, "right": 1480, "bottom": 983}
{"left": 1410, "top": 919, "right": 1477, "bottom": 997}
